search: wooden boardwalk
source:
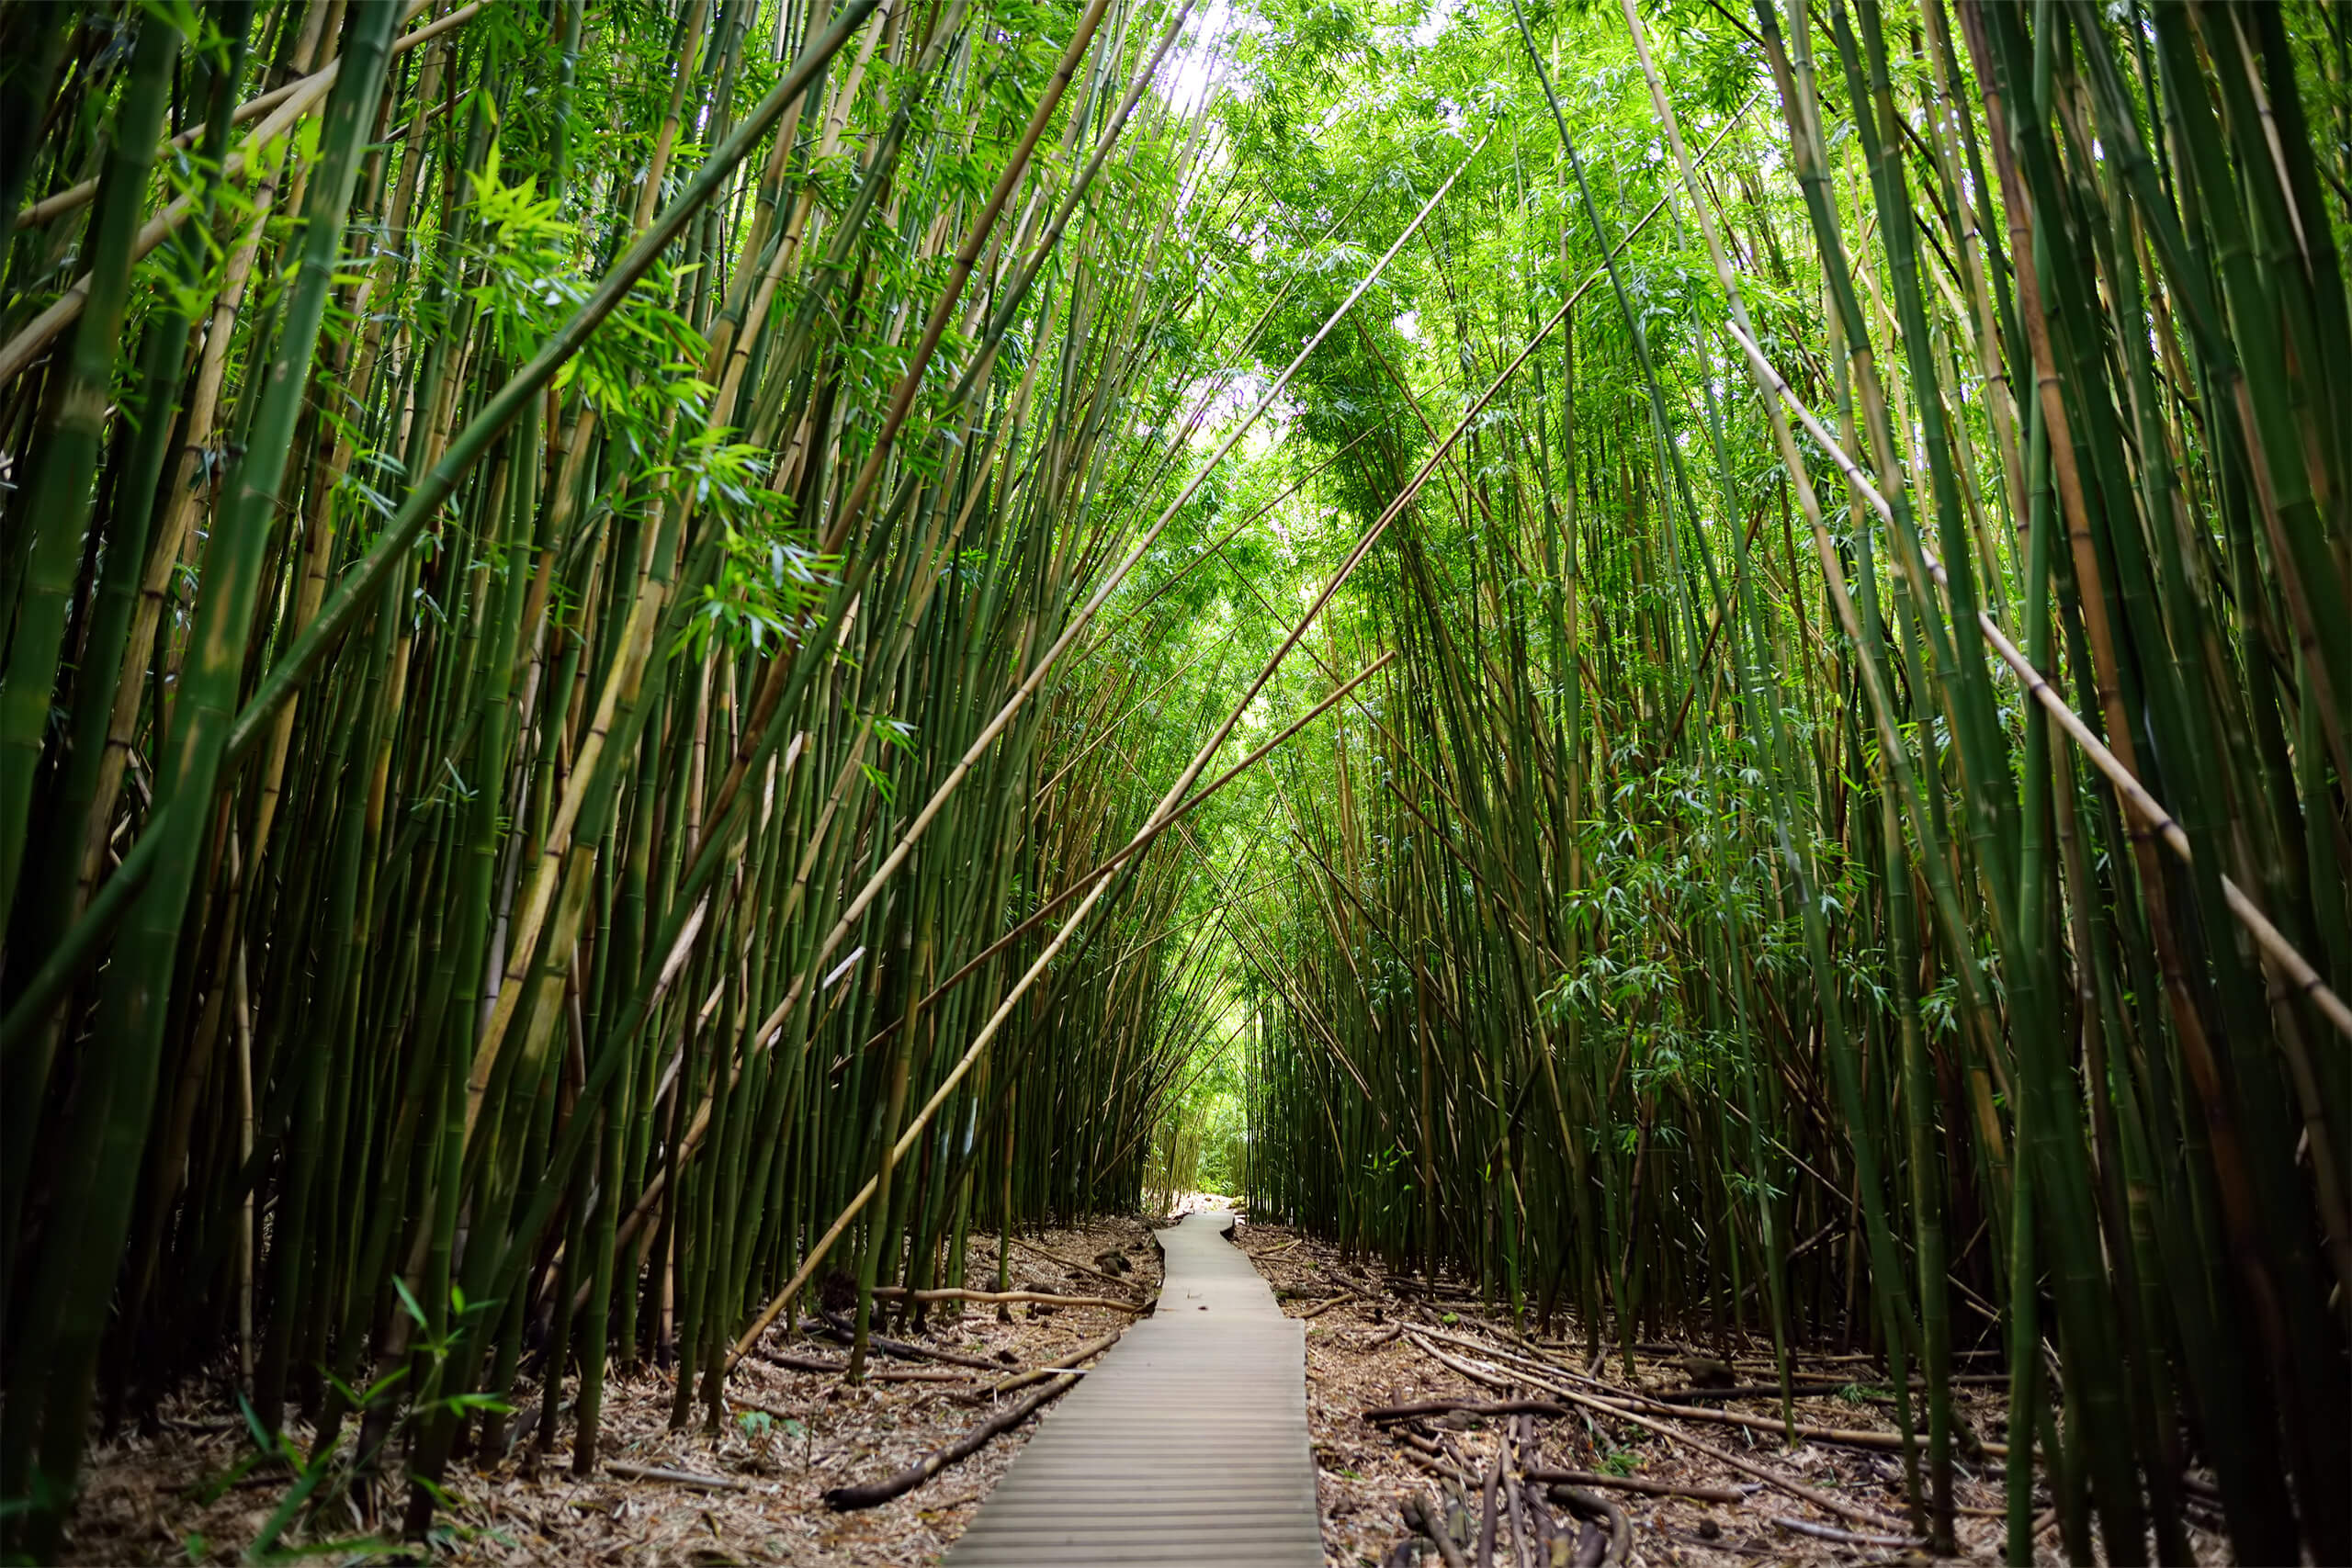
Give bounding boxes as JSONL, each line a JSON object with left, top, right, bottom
{"left": 944, "top": 1209, "right": 1323, "bottom": 1566}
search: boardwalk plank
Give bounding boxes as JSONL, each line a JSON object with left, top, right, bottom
{"left": 945, "top": 1210, "right": 1322, "bottom": 1567}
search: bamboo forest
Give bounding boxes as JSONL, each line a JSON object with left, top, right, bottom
{"left": 0, "top": 0, "right": 2346, "bottom": 1561}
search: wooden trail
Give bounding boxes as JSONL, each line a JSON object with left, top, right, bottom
{"left": 945, "top": 1209, "right": 1322, "bottom": 1565}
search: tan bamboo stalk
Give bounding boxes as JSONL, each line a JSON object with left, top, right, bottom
{"left": 1724, "top": 321, "right": 2350, "bottom": 1305}
{"left": 1724, "top": 318, "right": 2346, "bottom": 1037}
{"left": 250, "top": 28, "right": 449, "bottom": 865}
{"left": 815, "top": 0, "right": 1120, "bottom": 558}
{"left": 774, "top": 141, "right": 1488, "bottom": 1037}
{"left": 729, "top": 639, "right": 1400, "bottom": 1368}
{"left": 73, "top": 172, "right": 282, "bottom": 908}
{"left": 0, "top": 0, "right": 477, "bottom": 386}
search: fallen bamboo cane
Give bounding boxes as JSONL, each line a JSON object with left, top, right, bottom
{"left": 1402, "top": 1492, "right": 1471, "bottom": 1568}
{"left": 604, "top": 1461, "right": 750, "bottom": 1492}
{"left": 870, "top": 1286, "right": 1142, "bottom": 1313}
{"left": 1403, "top": 1332, "right": 1910, "bottom": 1531}
{"left": 1364, "top": 1398, "right": 1573, "bottom": 1423}
{"left": 1522, "top": 1469, "right": 1747, "bottom": 1506}
{"left": 1007, "top": 1235, "right": 1145, "bottom": 1292}
{"left": 820, "top": 1371, "right": 1081, "bottom": 1510}
{"left": 1770, "top": 1516, "right": 1929, "bottom": 1551}
{"left": 964, "top": 1326, "right": 1126, "bottom": 1402}
{"left": 1551, "top": 1484, "right": 1633, "bottom": 1567}
{"left": 1417, "top": 1328, "right": 2009, "bottom": 1457}
{"left": 801, "top": 1313, "right": 1002, "bottom": 1371}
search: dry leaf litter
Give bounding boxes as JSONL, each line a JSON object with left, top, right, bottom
{"left": 1229, "top": 1218, "right": 2235, "bottom": 1568}
{"left": 61, "top": 1217, "right": 1157, "bottom": 1566}
{"left": 55, "top": 1207, "right": 2236, "bottom": 1566}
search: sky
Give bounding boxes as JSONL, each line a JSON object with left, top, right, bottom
{"left": 1159, "top": 0, "right": 1241, "bottom": 115}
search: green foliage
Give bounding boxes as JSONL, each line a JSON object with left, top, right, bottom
{"left": 1, "top": 1, "right": 2346, "bottom": 1563}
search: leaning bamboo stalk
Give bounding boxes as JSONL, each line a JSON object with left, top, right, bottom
{"left": 608, "top": 649, "right": 1382, "bottom": 1267}
{"left": 0, "top": 11, "right": 182, "bottom": 929}
{"left": 0, "top": 10, "right": 402, "bottom": 1544}
{"left": 0, "top": 0, "right": 889, "bottom": 1052}
{"left": 815, "top": 0, "right": 1116, "bottom": 558}
{"left": 776, "top": 141, "right": 1487, "bottom": 1024}
{"left": 0, "top": 0, "right": 477, "bottom": 388}
{"left": 866, "top": 651, "right": 1400, "bottom": 1043}
{"left": 728, "top": 644, "right": 1403, "bottom": 1365}
{"left": 869, "top": 1287, "right": 1143, "bottom": 1312}
{"left": 9, "top": 0, "right": 481, "bottom": 233}
{"left": 1723, "top": 319, "right": 2350, "bottom": 1044}
{"left": 1726, "top": 313, "right": 2352, "bottom": 1324}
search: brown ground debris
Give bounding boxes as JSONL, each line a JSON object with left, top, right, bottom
{"left": 60, "top": 1216, "right": 1158, "bottom": 1567}
{"left": 58, "top": 1209, "right": 2235, "bottom": 1565}
{"left": 1229, "top": 1218, "right": 2234, "bottom": 1568}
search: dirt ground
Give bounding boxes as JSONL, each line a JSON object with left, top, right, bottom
{"left": 60, "top": 1206, "right": 2233, "bottom": 1565}
{"left": 60, "top": 1215, "right": 1159, "bottom": 1567}
{"left": 1227, "top": 1218, "right": 2234, "bottom": 1568}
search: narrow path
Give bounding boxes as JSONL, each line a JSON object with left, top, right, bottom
{"left": 945, "top": 1209, "right": 1322, "bottom": 1565}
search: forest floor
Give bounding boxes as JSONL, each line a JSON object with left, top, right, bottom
{"left": 59, "top": 1215, "right": 1160, "bottom": 1567}
{"left": 62, "top": 1206, "right": 2235, "bottom": 1565}
{"left": 1230, "top": 1219, "right": 2236, "bottom": 1567}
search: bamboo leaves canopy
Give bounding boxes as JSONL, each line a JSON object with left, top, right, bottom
{"left": 2, "top": 0, "right": 1264, "bottom": 1549}
{"left": 1, "top": 0, "right": 2347, "bottom": 1564}
{"left": 1214, "top": 0, "right": 2346, "bottom": 1562}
